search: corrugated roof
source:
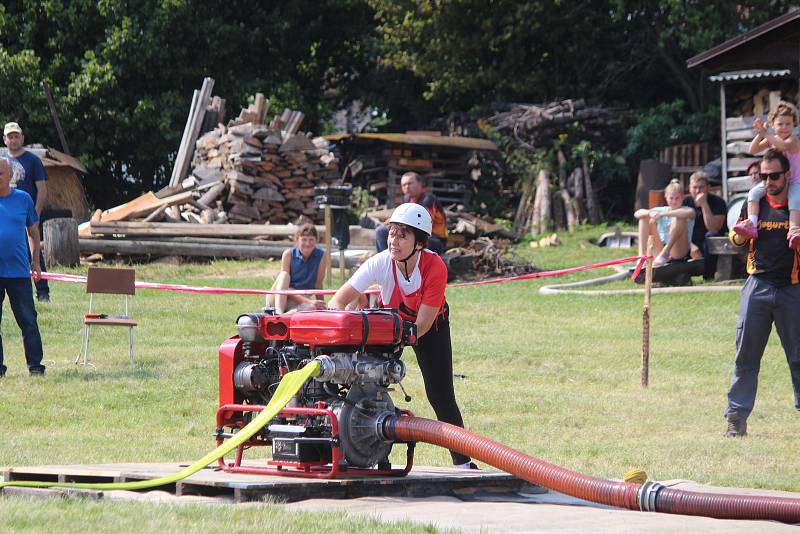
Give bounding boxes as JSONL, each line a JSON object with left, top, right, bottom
{"left": 687, "top": 9, "right": 800, "bottom": 69}
{"left": 708, "top": 69, "right": 791, "bottom": 82}
{"left": 326, "top": 133, "right": 497, "bottom": 151}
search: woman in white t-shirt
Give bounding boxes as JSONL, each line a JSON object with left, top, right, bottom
{"left": 328, "top": 203, "right": 475, "bottom": 469}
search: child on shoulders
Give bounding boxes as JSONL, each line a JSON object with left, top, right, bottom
{"left": 734, "top": 101, "right": 800, "bottom": 247}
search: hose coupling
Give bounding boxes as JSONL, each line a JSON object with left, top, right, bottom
{"left": 637, "top": 481, "right": 664, "bottom": 512}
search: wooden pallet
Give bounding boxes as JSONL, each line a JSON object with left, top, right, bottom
{"left": 1, "top": 462, "right": 536, "bottom": 503}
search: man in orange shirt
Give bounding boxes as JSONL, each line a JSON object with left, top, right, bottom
{"left": 376, "top": 172, "right": 448, "bottom": 254}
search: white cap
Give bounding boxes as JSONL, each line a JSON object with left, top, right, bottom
{"left": 388, "top": 203, "right": 432, "bottom": 236}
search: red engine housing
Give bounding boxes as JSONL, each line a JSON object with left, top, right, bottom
{"left": 259, "top": 309, "right": 403, "bottom": 348}
{"left": 219, "top": 310, "right": 405, "bottom": 408}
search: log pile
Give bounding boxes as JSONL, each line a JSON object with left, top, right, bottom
{"left": 190, "top": 122, "right": 340, "bottom": 224}
{"left": 442, "top": 237, "right": 537, "bottom": 281}
{"left": 485, "top": 99, "right": 625, "bottom": 151}
{"left": 77, "top": 81, "right": 348, "bottom": 261}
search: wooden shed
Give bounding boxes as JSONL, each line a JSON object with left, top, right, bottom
{"left": 687, "top": 10, "right": 800, "bottom": 204}
{"left": 2, "top": 146, "right": 90, "bottom": 222}
{"left": 327, "top": 132, "right": 497, "bottom": 207}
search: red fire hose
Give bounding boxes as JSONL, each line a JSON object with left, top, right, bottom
{"left": 384, "top": 416, "right": 800, "bottom": 523}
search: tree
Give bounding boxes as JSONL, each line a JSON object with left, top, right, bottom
{"left": 368, "top": 0, "right": 794, "bottom": 115}
{"left": 0, "top": 1, "right": 377, "bottom": 209}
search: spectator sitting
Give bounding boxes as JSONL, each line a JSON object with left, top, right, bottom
{"left": 683, "top": 171, "right": 727, "bottom": 280}
{"left": 266, "top": 224, "right": 328, "bottom": 314}
{"left": 376, "top": 172, "right": 448, "bottom": 255}
{"left": 634, "top": 179, "right": 696, "bottom": 267}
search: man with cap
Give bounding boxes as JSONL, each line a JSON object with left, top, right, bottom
{"left": 3, "top": 122, "right": 50, "bottom": 302}
{"left": 0, "top": 158, "right": 45, "bottom": 377}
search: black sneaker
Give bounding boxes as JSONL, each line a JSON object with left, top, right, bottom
{"left": 0, "top": 365, "right": 6, "bottom": 378}
{"left": 29, "top": 366, "right": 46, "bottom": 377}
{"left": 37, "top": 292, "right": 50, "bottom": 303}
{"left": 724, "top": 411, "right": 747, "bottom": 438}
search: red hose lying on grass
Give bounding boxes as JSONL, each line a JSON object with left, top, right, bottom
{"left": 383, "top": 416, "right": 800, "bottom": 524}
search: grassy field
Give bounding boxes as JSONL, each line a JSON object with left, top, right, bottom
{"left": 1, "top": 223, "right": 798, "bottom": 531}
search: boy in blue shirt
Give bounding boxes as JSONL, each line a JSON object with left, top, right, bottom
{"left": 0, "top": 158, "right": 45, "bottom": 377}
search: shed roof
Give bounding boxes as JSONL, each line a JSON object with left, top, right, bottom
{"left": 327, "top": 132, "right": 497, "bottom": 151}
{"left": 1, "top": 146, "right": 88, "bottom": 174}
{"left": 708, "top": 69, "right": 792, "bottom": 83}
{"left": 687, "top": 9, "right": 800, "bottom": 71}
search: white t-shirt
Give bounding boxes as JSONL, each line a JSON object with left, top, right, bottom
{"left": 350, "top": 250, "right": 423, "bottom": 304}
{"left": 350, "top": 249, "right": 435, "bottom": 303}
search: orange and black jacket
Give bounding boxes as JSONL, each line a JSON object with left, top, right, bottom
{"left": 408, "top": 189, "right": 448, "bottom": 240}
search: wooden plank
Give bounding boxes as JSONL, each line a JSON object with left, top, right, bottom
{"left": 726, "top": 128, "right": 755, "bottom": 142}
{"left": 126, "top": 191, "right": 195, "bottom": 220}
{"left": 726, "top": 116, "right": 761, "bottom": 130}
{"left": 98, "top": 192, "right": 161, "bottom": 222}
{"left": 727, "top": 176, "right": 754, "bottom": 193}
{"left": 169, "top": 89, "right": 199, "bottom": 188}
{"left": 727, "top": 157, "right": 760, "bottom": 173}
{"left": 2, "top": 462, "right": 531, "bottom": 504}
{"left": 727, "top": 141, "right": 759, "bottom": 155}
{"left": 88, "top": 222, "right": 376, "bottom": 246}
{"left": 170, "top": 77, "right": 215, "bottom": 187}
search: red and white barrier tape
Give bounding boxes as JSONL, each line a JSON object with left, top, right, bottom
{"left": 39, "top": 255, "right": 648, "bottom": 296}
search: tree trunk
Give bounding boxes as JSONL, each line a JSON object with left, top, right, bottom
{"left": 513, "top": 171, "right": 536, "bottom": 237}
{"left": 560, "top": 188, "right": 576, "bottom": 232}
{"left": 571, "top": 167, "right": 587, "bottom": 222}
{"left": 582, "top": 154, "right": 601, "bottom": 224}
{"left": 532, "top": 169, "right": 551, "bottom": 236}
{"left": 43, "top": 217, "right": 80, "bottom": 267}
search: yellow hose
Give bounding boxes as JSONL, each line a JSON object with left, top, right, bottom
{"left": 0, "top": 361, "right": 320, "bottom": 492}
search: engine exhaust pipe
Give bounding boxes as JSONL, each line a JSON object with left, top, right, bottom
{"left": 383, "top": 415, "right": 800, "bottom": 523}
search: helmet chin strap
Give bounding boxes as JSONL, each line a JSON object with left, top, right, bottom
{"left": 397, "top": 246, "right": 420, "bottom": 283}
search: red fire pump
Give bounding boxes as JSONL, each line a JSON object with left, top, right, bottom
{"left": 216, "top": 308, "right": 418, "bottom": 478}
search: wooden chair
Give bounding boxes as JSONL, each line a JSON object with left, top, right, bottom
{"left": 75, "top": 267, "right": 137, "bottom": 366}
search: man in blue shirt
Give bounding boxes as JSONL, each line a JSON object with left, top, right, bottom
{"left": 0, "top": 158, "right": 45, "bottom": 377}
{"left": 3, "top": 122, "right": 50, "bottom": 302}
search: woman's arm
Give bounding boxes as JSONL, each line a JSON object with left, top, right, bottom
{"left": 328, "top": 282, "right": 361, "bottom": 310}
{"left": 280, "top": 248, "right": 292, "bottom": 273}
{"left": 415, "top": 303, "right": 440, "bottom": 338}
{"left": 672, "top": 207, "right": 695, "bottom": 219}
{"left": 656, "top": 207, "right": 695, "bottom": 220}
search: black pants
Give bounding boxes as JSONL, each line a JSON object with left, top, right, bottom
{"left": 695, "top": 230, "right": 721, "bottom": 280}
{"left": 412, "top": 303, "right": 470, "bottom": 465}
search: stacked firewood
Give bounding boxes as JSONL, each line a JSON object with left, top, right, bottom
{"left": 190, "top": 122, "right": 340, "bottom": 224}
{"left": 442, "top": 237, "right": 537, "bottom": 281}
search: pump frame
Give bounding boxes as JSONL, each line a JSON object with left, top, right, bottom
{"left": 215, "top": 403, "right": 415, "bottom": 479}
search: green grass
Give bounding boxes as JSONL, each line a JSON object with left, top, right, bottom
{"left": 2, "top": 225, "right": 799, "bottom": 531}
{"left": 0, "top": 498, "right": 449, "bottom": 534}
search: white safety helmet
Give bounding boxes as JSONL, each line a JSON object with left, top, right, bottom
{"left": 388, "top": 203, "right": 432, "bottom": 236}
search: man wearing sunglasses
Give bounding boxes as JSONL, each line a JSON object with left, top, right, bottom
{"left": 724, "top": 149, "right": 800, "bottom": 438}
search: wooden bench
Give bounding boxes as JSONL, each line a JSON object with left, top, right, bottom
{"left": 706, "top": 236, "right": 746, "bottom": 280}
